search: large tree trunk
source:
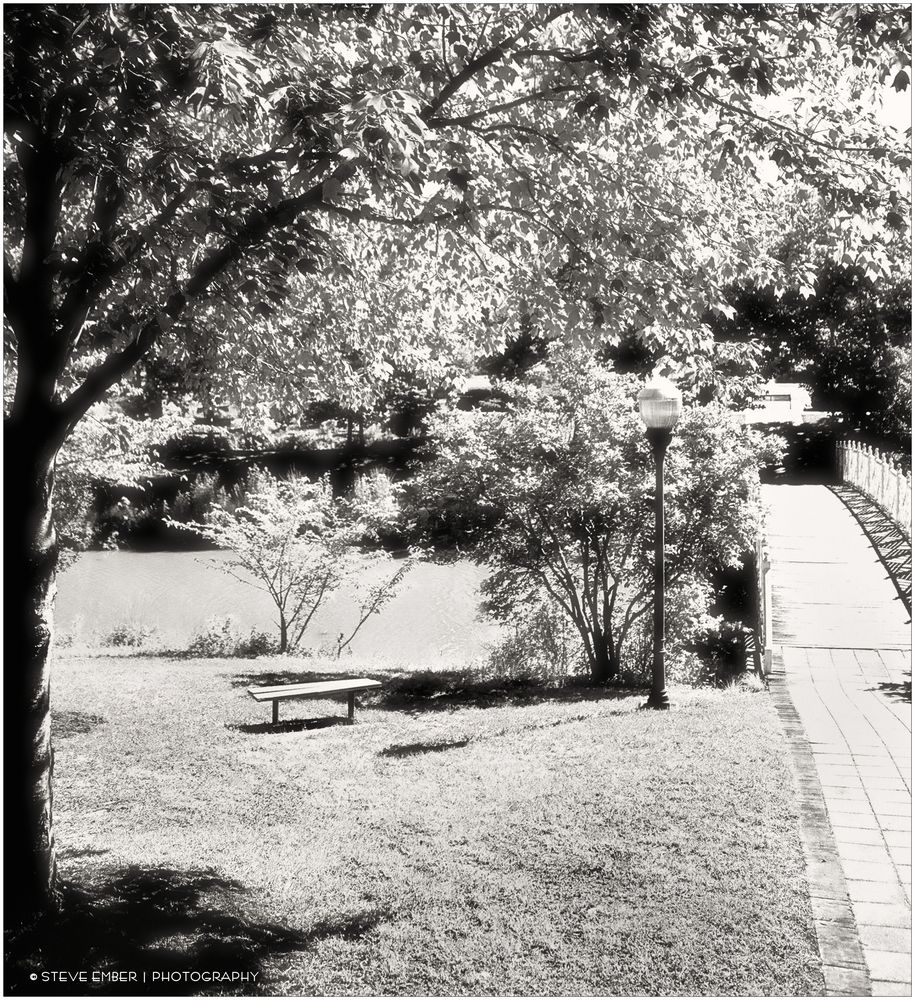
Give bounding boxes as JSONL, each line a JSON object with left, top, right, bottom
{"left": 5, "top": 415, "right": 62, "bottom": 927}
{"left": 589, "top": 632, "right": 619, "bottom": 685}
{"left": 591, "top": 641, "right": 608, "bottom": 685}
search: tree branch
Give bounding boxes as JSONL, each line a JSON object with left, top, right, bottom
{"left": 420, "top": 5, "right": 573, "bottom": 122}
{"left": 59, "top": 184, "right": 198, "bottom": 347}
{"left": 427, "top": 84, "right": 579, "bottom": 128}
{"left": 56, "top": 180, "right": 327, "bottom": 438}
{"left": 694, "top": 81, "right": 888, "bottom": 157}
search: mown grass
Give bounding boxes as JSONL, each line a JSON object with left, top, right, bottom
{"left": 11, "top": 654, "right": 823, "bottom": 997}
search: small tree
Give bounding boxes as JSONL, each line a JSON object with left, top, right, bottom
{"left": 177, "top": 470, "right": 407, "bottom": 654}
{"left": 411, "top": 352, "right": 766, "bottom": 684}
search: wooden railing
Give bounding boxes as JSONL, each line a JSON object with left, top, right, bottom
{"left": 836, "top": 440, "right": 911, "bottom": 537}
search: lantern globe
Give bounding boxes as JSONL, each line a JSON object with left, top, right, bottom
{"left": 638, "top": 376, "right": 682, "bottom": 431}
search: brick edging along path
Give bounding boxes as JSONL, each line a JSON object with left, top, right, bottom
{"left": 769, "top": 658, "right": 872, "bottom": 998}
{"left": 763, "top": 483, "right": 912, "bottom": 996}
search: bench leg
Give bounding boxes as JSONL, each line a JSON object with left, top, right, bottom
{"left": 348, "top": 692, "right": 355, "bottom": 721}
{"left": 272, "top": 700, "right": 279, "bottom": 725}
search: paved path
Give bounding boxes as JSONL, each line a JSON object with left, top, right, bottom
{"left": 765, "top": 484, "right": 911, "bottom": 997}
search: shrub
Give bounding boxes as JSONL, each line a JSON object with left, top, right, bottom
{"left": 486, "top": 600, "right": 584, "bottom": 683}
{"left": 188, "top": 617, "right": 276, "bottom": 658}
{"left": 55, "top": 614, "right": 86, "bottom": 650}
{"left": 236, "top": 629, "right": 277, "bottom": 658}
{"left": 100, "top": 622, "right": 159, "bottom": 648}
{"left": 167, "top": 472, "right": 233, "bottom": 523}
{"left": 727, "top": 671, "right": 767, "bottom": 694}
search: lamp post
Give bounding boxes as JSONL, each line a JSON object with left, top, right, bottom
{"left": 638, "top": 375, "right": 682, "bottom": 711}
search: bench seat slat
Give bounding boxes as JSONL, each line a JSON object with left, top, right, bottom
{"left": 247, "top": 678, "right": 381, "bottom": 702}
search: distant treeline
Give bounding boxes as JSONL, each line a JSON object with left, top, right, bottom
{"left": 93, "top": 432, "right": 421, "bottom": 551}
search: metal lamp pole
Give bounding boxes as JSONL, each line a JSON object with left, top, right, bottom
{"left": 638, "top": 376, "right": 682, "bottom": 711}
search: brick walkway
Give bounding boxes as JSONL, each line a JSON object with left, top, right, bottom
{"left": 764, "top": 484, "right": 912, "bottom": 997}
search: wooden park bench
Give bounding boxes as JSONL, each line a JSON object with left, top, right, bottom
{"left": 247, "top": 677, "right": 382, "bottom": 725}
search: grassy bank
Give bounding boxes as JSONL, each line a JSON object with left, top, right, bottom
{"left": 9, "top": 654, "right": 823, "bottom": 996}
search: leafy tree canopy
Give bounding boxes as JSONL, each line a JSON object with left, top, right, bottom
{"left": 5, "top": 2, "right": 910, "bottom": 431}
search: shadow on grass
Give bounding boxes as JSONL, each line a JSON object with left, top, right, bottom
{"left": 228, "top": 668, "right": 384, "bottom": 690}
{"left": 872, "top": 677, "right": 911, "bottom": 703}
{"left": 5, "top": 866, "right": 391, "bottom": 996}
{"left": 52, "top": 711, "right": 108, "bottom": 739}
{"left": 228, "top": 667, "right": 641, "bottom": 715}
{"left": 227, "top": 717, "right": 354, "bottom": 735}
{"left": 59, "top": 649, "right": 200, "bottom": 660}
{"left": 380, "top": 738, "right": 471, "bottom": 759}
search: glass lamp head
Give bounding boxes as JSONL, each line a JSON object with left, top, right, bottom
{"left": 638, "top": 376, "right": 682, "bottom": 431}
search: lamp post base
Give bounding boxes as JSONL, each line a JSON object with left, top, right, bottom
{"left": 645, "top": 689, "right": 670, "bottom": 710}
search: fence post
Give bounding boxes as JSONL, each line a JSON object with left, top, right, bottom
{"left": 905, "top": 471, "right": 912, "bottom": 532}
{"left": 755, "top": 534, "right": 772, "bottom": 677}
{"left": 881, "top": 452, "right": 889, "bottom": 512}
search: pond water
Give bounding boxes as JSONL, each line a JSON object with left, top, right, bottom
{"left": 56, "top": 550, "right": 501, "bottom": 664}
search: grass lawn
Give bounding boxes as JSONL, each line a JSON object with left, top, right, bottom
{"left": 10, "top": 653, "right": 824, "bottom": 997}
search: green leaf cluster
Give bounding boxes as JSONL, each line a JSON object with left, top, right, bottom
{"left": 5, "top": 4, "right": 909, "bottom": 432}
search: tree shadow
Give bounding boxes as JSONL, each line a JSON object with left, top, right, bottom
{"left": 228, "top": 666, "right": 642, "bottom": 716}
{"left": 227, "top": 668, "right": 373, "bottom": 689}
{"left": 367, "top": 671, "right": 640, "bottom": 714}
{"left": 379, "top": 738, "right": 471, "bottom": 759}
{"left": 871, "top": 677, "right": 911, "bottom": 703}
{"left": 59, "top": 649, "right": 197, "bottom": 661}
{"left": 52, "top": 711, "right": 108, "bottom": 739}
{"left": 227, "top": 717, "right": 354, "bottom": 735}
{"left": 5, "top": 865, "right": 390, "bottom": 996}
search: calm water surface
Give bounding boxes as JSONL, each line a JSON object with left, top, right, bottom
{"left": 57, "top": 550, "right": 500, "bottom": 663}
